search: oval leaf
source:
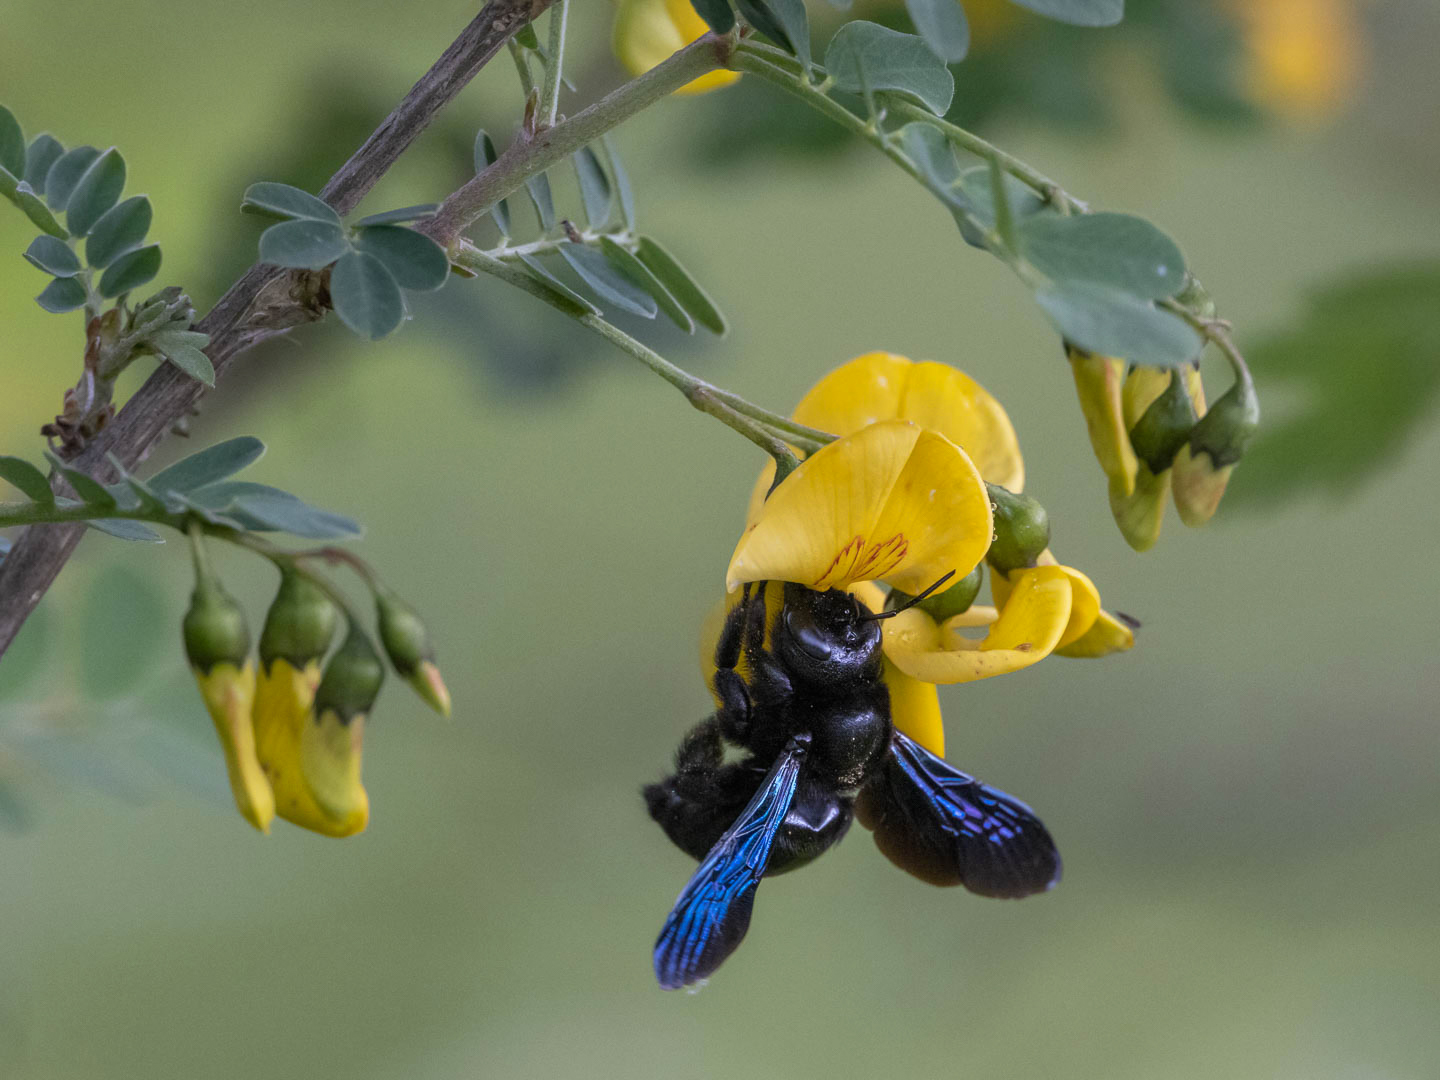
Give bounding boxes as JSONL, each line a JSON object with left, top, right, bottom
{"left": 572, "top": 146, "right": 613, "bottom": 228}
{"left": 231, "top": 494, "right": 362, "bottom": 539}
{"left": 474, "top": 129, "right": 512, "bottom": 237}
{"left": 517, "top": 253, "right": 601, "bottom": 315}
{"left": 148, "top": 436, "right": 265, "bottom": 493}
{"left": 22, "top": 134, "right": 63, "bottom": 191}
{"left": 1021, "top": 211, "right": 1187, "bottom": 300}
{"left": 736, "top": 0, "right": 811, "bottom": 68}
{"left": 559, "top": 243, "right": 656, "bottom": 318}
{"left": 241, "top": 181, "right": 339, "bottom": 223}
{"left": 258, "top": 218, "right": 350, "bottom": 270}
{"left": 44, "top": 146, "right": 99, "bottom": 209}
{"left": 0, "top": 456, "right": 54, "bottom": 503}
{"left": 353, "top": 225, "right": 449, "bottom": 292}
{"left": 98, "top": 243, "right": 161, "bottom": 298}
{"left": 0, "top": 107, "right": 23, "bottom": 178}
{"left": 600, "top": 237, "right": 693, "bottom": 333}
{"left": 36, "top": 276, "right": 87, "bottom": 313}
{"left": 905, "top": 0, "right": 969, "bottom": 62}
{"left": 84, "top": 195, "right": 152, "bottom": 269}
{"left": 1035, "top": 282, "right": 1202, "bottom": 367}
{"left": 635, "top": 237, "right": 728, "bottom": 335}
{"left": 14, "top": 182, "right": 67, "bottom": 239}
{"left": 825, "top": 21, "right": 955, "bottom": 115}
{"left": 65, "top": 147, "right": 126, "bottom": 237}
{"left": 330, "top": 250, "right": 405, "bottom": 340}
{"left": 23, "top": 235, "right": 81, "bottom": 277}
{"left": 524, "top": 172, "right": 556, "bottom": 231}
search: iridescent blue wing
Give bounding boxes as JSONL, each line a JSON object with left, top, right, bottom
{"left": 855, "top": 730, "right": 1060, "bottom": 898}
{"left": 653, "top": 735, "right": 809, "bottom": 990}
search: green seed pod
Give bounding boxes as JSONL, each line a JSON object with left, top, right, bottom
{"left": 258, "top": 569, "right": 338, "bottom": 669}
{"left": 889, "top": 564, "right": 985, "bottom": 623}
{"left": 182, "top": 578, "right": 251, "bottom": 673}
{"left": 313, "top": 623, "right": 385, "bottom": 723}
{"left": 1128, "top": 368, "right": 1199, "bottom": 474}
{"left": 986, "top": 485, "right": 1051, "bottom": 575}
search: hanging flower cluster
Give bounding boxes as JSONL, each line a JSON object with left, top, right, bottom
{"left": 1067, "top": 346, "right": 1259, "bottom": 551}
{"left": 710, "top": 351, "right": 1134, "bottom": 757}
{"left": 183, "top": 543, "right": 449, "bottom": 836}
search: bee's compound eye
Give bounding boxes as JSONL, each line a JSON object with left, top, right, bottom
{"left": 784, "top": 605, "right": 835, "bottom": 661}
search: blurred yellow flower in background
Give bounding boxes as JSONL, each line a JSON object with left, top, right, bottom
{"left": 612, "top": 0, "right": 741, "bottom": 94}
{"left": 1230, "top": 0, "right": 1365, "bottom": 117}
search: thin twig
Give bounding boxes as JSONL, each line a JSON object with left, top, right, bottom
{"left": 0, "top": 0, "right": 553, "bottom": 660}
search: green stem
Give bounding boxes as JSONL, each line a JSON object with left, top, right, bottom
{"left": 0, "top": 499, "right": 170, "bottom": 529}
{"left": 507, "top": 39, "right": 536, "bottom": 98}
{"left": 490, "top": 227, "right": 635, "bottom": 261}
{"left": 452, "top": 241, "right": 818, "bottom": 468}
{"left": 537, "top": 0, "right": 568, "bottom": 129}
{"left": 1159, "top": 297, "right": 1255, "bottom": 390}
{"left": 424, "top": 31, "right": 734, "bottom": 245}
{"left": 733, "top": 40, "right": 1085, "bottom": 211}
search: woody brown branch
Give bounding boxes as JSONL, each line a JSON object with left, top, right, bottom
{"left": 0, "top": 0, "right": 554, "bottom": 659}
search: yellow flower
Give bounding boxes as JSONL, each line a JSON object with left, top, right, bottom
{"left": 1067, "top": 345, "right": 1139, "bottom": 499}
{"left": 192, "top": 660, "right": 274, "bottom": 833}
{"left": 1229, "top": 0, "right": 1364, "bottom": 118}
{"left": 728, "top": 419, "right": 993, "bottom": 596}
{"left": 1109, "top": 364, "right": 1207, "bottom": 552}
{"left": 612, "top": 0, "right": 740, "bottom": 95}
{"left": 253, "top": 658, "right": 368, "bottom": 838}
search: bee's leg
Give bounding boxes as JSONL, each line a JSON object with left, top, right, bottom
{"left": 644, "top": 716, "right": 766, "bottom": 862}
{"left": 765, "top": 779, "right": 854, "bottom": 876}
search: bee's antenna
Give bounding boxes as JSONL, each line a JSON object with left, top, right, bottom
{"left": 860, "top": 570, "right": 957, "bottom": 621}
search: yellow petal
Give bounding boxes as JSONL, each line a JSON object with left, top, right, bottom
{"left": 254, "top": 659, "right": 365, "bottom": 838}
{"left": 1067, "top": 347, "right": 1139, "bottom": 498}
{"left": 791, "top": 352, "right": 1025, "bottom": 490}
{"left": 1171, "top": 443, "right": 1233, "bottom": 527}
{"left": 882, "top": 565, "right": 1072, "bottom": 684}
{"left": 1056, "top": 609, "right": 1136, "bottom": 658}
{"left": 193, "top": 660, "right": 274, "bottom": 833}
{"left": 1053, "top": 564, "right": 1101, "bottom": 649}
{"left": 882, "top": 658, "right": 945, "bottom": 757}
{"left": 612, "top": 0, "right": 740, "bottom": 95}
{"left": 848, "top": 580, "right": 887, "bottom": 615}
{"left": 1109, "top": 464, "right": 1171, "bottom": 553}
{"left": 1122, "top": 366, "right": 1172, "bottom": 430}
{"left": 301, "top": 709, "right": 370, "bottom": 835}
{"left": 727, "top": 421, "right": 992, "bottom": 595}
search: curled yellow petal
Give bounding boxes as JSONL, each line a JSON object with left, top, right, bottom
{"left": 612, "top": 0, "right": 740, "bottom": 95}
{"left": 254, "top": 659, "right": 366, "bottom": 838}
{"left": 791, "top": 352, "right": 1025, "bottom": 490}
{"left": 882, "top": 658, "right": 945, "bottom": 757}
{"left": 1067, "top": 347, "right": 1139, "bottom": 498}
{"left": 727, "top": 421, "right": 992, "bottom": 595}
{"left": 193, "top": 660, "right": 274, "bottom": 834}
{"left": 882, "top": 565, "right": 1072, "bottom": 684}
{"left": 1056, "top": 609, "right": 1136, "bottom": 659}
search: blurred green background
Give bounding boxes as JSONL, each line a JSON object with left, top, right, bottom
{"left": 2, "top": 1, "right": 1439, "bottom": 1077}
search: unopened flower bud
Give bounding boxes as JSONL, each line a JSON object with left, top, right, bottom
{"left": 182, "top": 578, "right": 273, "bottom": 832}
{"left": 1172, "top": 376, "right": 1260, "bottom": 527}
{"left": 1127, "top": 369, "right": 1198, "bottom": 475}
{"left": 258, "top": 569, "right": 338, "bottom": 670}
{"left": 986, "top": 485, "right": 1050, "bottom": 574}
{"left": 376, "top": 589, "right": 450, "bottom": 717}
{"left": 299, "top": 624, "right": 382, "bottom": 832}
{"left": 889, "top": 564, "right": 985, "bottom": 623}
{"left": 1065, "top": 344, "right": 1139, "bottom": 497}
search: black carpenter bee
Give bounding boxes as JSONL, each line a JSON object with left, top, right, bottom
{"left": 644, "top": 576, "right": 1061, "bottom": 990}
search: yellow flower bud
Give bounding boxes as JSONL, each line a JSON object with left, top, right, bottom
{"left": 1066, "top": 345, "right": 1139, "bottom": 498}
{"left": 192, "top": 660, "right": 274, "bottom": 834}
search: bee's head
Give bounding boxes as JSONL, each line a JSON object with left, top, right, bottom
{"left": 776, "top": 583, "right": 883, "bottom": 685}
